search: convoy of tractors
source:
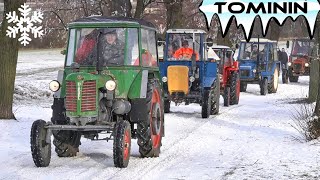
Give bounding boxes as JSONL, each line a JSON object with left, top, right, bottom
{"left": 30, "top": 17, "right": 313, "bottom": 168}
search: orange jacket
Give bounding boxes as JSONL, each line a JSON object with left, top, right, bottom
{"left": 173, "top": 47, "right": 199, "bottom": 60}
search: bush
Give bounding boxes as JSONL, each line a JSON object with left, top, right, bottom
{"left": 292, "top": 102, "right": 320, "bottom": 142}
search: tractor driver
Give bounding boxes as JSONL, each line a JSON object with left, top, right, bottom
{"left": 101, "top": 29, "right": 125, "bottom": 66}
{"left": 173, "top": 40, "right": 199, "bottom": 60}
{"left": 250, "top": 45, "right": 258, "bottom": 60}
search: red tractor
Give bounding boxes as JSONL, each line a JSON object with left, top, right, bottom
{"left": 212, "top": 45, "right": 240, "bottom": 106}
{"left": 287, "top": 39, "right": 315, "bottom": 82}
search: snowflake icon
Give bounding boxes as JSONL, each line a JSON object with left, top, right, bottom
{"left": 6, "top": 3, "right": 44, "bottom": 46}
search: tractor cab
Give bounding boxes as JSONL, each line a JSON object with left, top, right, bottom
{"left": 238, "top": 38, "right": 280, "bottom": 95}
{"left": 159, "top": 29, "right": 220, "bottom": 118}
{"left": 288, "top": 38, "right": 315, "bottom": 82}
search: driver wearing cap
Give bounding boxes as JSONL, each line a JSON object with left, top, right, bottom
{"left": 101, "top": 28, "right": 125, "bottom": 66}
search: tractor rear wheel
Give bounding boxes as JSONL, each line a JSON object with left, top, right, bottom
{"left": 240, "top": 82, "right": 247, "bottom": 92}
{"left": 230, "top": 72, "right": 240, "bottom": 105}
{"left": 137, "top": 79, "right": 163, "bottom": 157}
{"left": 260, "top": 78, "right": 268, "bottom": 96}
{"left": 289, "top": 76, "right": 299, "bottom": 82}
{"left": 202, "top": 88, "right": 212, "bottom": 118}
{"left": 31, "top": 120, "right": 51, "bottom": 167}
{"left": 164, "top": 99, "right": 170, "bottom": 113}
{"left": 211, "top": 79, "right": 220, "bottom": 115}
{"left": 268, "top": 68, "right": 279, "bottom": 93}
{"left": 113, "top": 120, "right": 131, "bottom": 168}
{"left": 53, "top": 131, "right": 81, "bottom": 157}
{"left": 51, "top": 99, "right": 81, "bottom": 157}
{"left": 223, "top": 87, "right": 230, "bottom": 107}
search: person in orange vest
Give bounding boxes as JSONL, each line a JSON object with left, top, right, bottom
{"left": 173, "top": 40, "right": 199, "bottom": 60}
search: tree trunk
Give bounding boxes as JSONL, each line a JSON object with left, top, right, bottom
{"left": 0, "top": 0, "right": 24, "bottom": 119}
{"left": 134, "top": 0, "right": 144, "bottom": 18}
{"left": 164, "top": 0, "right": 184, "bottom": 29}
{"left": 313, "top": 15, "right": 320, "bottom": 116}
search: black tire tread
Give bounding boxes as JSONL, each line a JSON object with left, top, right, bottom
{"left": 113, "top": 120, "right": 131, "bottom": 168}
{"left": 31, "top": 120, "right": 51, "bottom": 167}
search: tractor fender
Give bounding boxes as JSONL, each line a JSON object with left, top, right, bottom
{"left": 203, "top": 77, "right": 217, "bottom": 88}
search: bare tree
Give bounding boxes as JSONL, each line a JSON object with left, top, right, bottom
{"left": 0, "top": 0, "right": 25, "bottom": 119}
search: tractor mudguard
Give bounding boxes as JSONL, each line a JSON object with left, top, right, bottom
{"left": 129, "top": 98, "right": 149, "bottom": 123}
{"left": 202, "top": 62, "right": 218, "bottom": 88}
{"left": 128, "top": 70, "right": 148, "bottom": 99}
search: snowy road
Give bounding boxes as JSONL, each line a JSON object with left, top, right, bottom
{"left": 0, "top": 50, "right": 319, "bottom": 179}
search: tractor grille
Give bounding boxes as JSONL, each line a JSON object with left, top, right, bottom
{"left": 65, "top": 81, "right": 77, "bottom": 112}
{"left": 240, "top": 70, "right": 250, "bottom": 77}
{"left": 65, "top": 80, "right": 97, "bottom": 112}
{"left": 81, "top": 81, "right": 96, "bottom": 112}
{"left": 294, "top": 64, "right": 302, "bottom": 71}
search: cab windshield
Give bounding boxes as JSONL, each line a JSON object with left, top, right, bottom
{"left": 239, "top": 42, "right": 267, "bottom": 61}
{"left": 65, "top": 28, "right": 139, "bottom": 66}
{"left": 291, "top": 40, "right": 314, "bottom": 56}
{"left": 166, "top": 33, "right": 201, "bottom": 61}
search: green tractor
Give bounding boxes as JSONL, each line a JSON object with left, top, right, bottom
{"left": 30, "top": 17, "right": 165, "bottom": 168}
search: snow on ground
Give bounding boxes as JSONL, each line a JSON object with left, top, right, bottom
{"left": 1, "top": 50, "right": 320, "bottom": 180}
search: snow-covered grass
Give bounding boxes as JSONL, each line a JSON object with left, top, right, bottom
{"left": 0, "top": 50, "right": 319, "bottom": 179}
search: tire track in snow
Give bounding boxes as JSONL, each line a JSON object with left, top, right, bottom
{"left": 94, "top": 104, "right": 244, "bottom": 180}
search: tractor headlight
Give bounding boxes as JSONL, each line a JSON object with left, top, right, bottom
{"left": 305, "top": 63, "right": 309, "bottom": 67}
{"left": 49, "top": 80, "right": 60, "bottom": 92}
{"left": 253, "top": 69, "right": 257, "bottom": 73}
{"left": 287, "top": 62, "right": 292, "bottom": 66}
{"left": 162, "top": 76, "right": 168, "bottom": 83}
{"left": 189, "top": 76, "right": 195, "bottom": 82}
{"left": 105, "top": 80, "right": 116, "bottom": 91}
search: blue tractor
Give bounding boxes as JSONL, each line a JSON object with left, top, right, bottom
{"left": 238, "top": 38, "right": 281, "bottom": 95}
{"left": 158, "top": 29, "right": 220, "bottom": 118}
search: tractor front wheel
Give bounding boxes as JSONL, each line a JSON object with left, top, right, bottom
{"left": 30, "top": 120, "right": 51, "bottom": 167}
{"left": 137, "top": 79, "right": 164, "bottom": 157}
{"left": 240, "top": 82, "right": 247, "bottom": 92}
{"left": 260, "top": 78, "right": 268, "bottom": 96}
{"left": 113, "top": 120, "right": 131, "bottom": 168}
{"left": 289, "top": 76, "right": 299, "bottom": 82}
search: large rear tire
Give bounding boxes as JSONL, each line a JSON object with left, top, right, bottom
{"left": 230, "top": 72, "right": 240, "bottom": 105}
{"left": 211, "top": 80, "right": 220, "bottom": 115}
{"left": 137, "top": 79, "right": 164, "bottom": 157}
{"left": 268, "top": 68, "right": 279, "bottom": 93}
{"left": 223, "top": 87, "right": 230, "bottom": 107}
{"left": 30, "top": 120, "right": 51, "bottom": 167}
{"left": 51, "top": 99, "right": 81, "bottom": 157}
{"left": 113, "top": 120, "right": 131, "bottom": 168}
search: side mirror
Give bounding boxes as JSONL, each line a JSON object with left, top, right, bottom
{"left": 286, "top": 41, "right": 289, "bottom": 48}
{"left": 205, "top": 38, "right": 213, "bottom": 47}
{"left": 60, "top": 49, "right": 67, "bottom": 55}
{"left": 157, "top": 37, "right": 165, "bottom": 46}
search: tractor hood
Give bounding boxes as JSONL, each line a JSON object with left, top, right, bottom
{"left": 239, "top": 60, "right": 257, "bottom": 70}
{"left": 65, "top": 72, "right": 113, "bottom": 89}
